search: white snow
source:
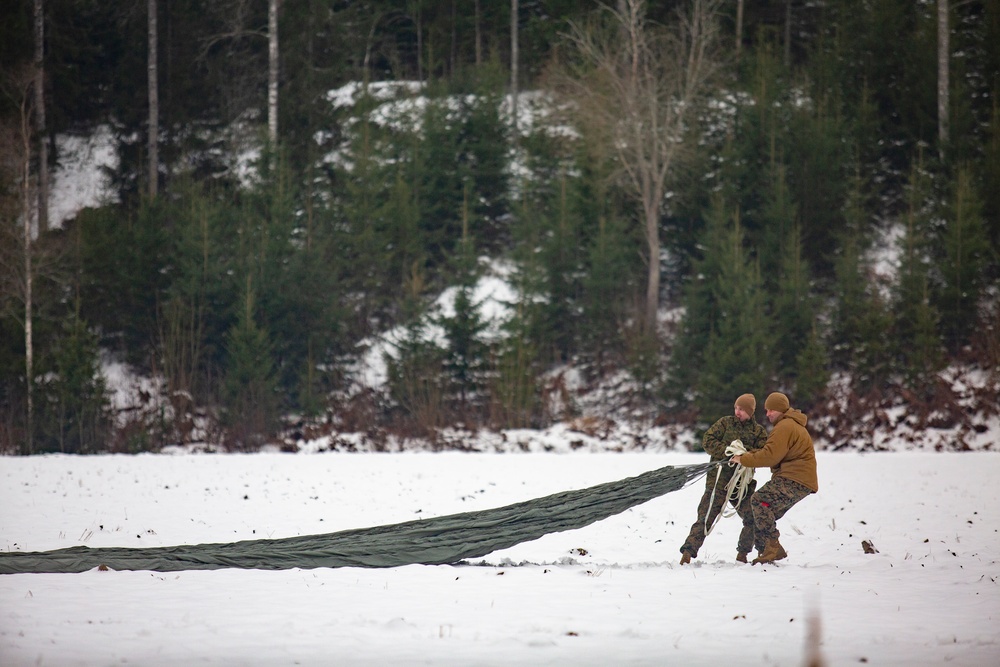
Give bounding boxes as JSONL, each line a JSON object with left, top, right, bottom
{"left": 355, "top": 258, "right": 517, "bottom": 390}
{"left": 868, "top": 221, "right": 904, "bottom": 300}
{"left": 1, "top": 450, "right": 998, "bottom": 666}
{"left": 48, "top": 126, "right": 118, "bottom": 227}
{"left": 100, "top": 354, "right": 164, "bottom": 426}
{"left": 326, "top": 81, "right": 425, "bottom": 110}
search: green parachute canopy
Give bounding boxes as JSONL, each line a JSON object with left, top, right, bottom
{"left": 0, "top": 461, "right": 716, "bottom": 574}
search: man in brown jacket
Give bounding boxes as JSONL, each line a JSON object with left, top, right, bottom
{"left": 730, "top": 391, "right": 818, "bottom": 564}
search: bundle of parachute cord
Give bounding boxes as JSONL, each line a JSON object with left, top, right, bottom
{"left": 704, "top": 439, "right": 756, "bottom": 536}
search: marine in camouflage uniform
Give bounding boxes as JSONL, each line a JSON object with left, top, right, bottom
{"left": 679, "top": 394, "right": 767, "bottom": 564}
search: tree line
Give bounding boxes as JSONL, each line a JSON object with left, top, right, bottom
{"left": 1, "top": 0, "right": 997, "bottom": 453}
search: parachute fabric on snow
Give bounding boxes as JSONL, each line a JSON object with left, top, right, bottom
{"left": 0, "top": 461, "right": 716, "bottom": 574}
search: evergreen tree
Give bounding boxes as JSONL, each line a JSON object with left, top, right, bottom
{"left": 458, "top": 64, "right": 510, "bottom": 253}
{"left": 416, "top": 90, "right": 465, "bottom": 271}
{"left": 935, "top": 167, "right": 992, "bottom": 352}
{"left": 581, "top": 209, "right": 635, "bottom": 368}
{"left": 724, "top": 43, "right": 792, "bottom": 252}
{"left": 156, "top": 181, "right": 234, "bottom": 433}
{"left": 757, "top": 162, "right": 797, "bottom": 293}
{"left": 489, "top": 304, "right": 541, "bottom": 429}
{"left": 439, "top": 209, "right": 488, "bottom": 414}
{"left": 697, "top": 250, "right": 770, "bottom": 421}
{"left": 829, "top": 173, "right": 893, "bottom": 393}
{"left": 675, "top": 195, "right": 770, "bottom": 420}
{"left": 235, "top": 148, "right": 344, "bottom": 415}
{"left": 416, "top": 69, "right": 510, "bottom": 272}
{"left": 511, "top": 134, "right": 592, "bottom": 367}
{"left": 241, "top": 152, "right": 298, "bottom": 389}
{"left": 35, "top": 314, "right": 110, "bottom": 454}
{"left": 222, "top": 282, "right": 278, "bottom": 450}
{"left": 508, "top": 184, "right": 561, "bottom": 367}
{"left": 277, "top": 0, "right": 354, "bottom": 183}
{"left": 77, "top": 202, "right": 170, "bottom": 367}
{"left": 385, "top": 268, "right": 447, "bottom": 435}
{"left": 381, "top": 171, "right": 426, "bottom": 307}
{"left": 515, "top": 119, "right": 638, "bottom": 369}
{"left": 670, "top": 195, "right": 731, "bottom": 398}
{"left": 893, "top": 161, "right": 944, "bottom": 392}
{"left": 794, "top": 324, "right": 829, "bottom": 409}
{"left": 769, "top": 224, "right": 817, "bottom": 384}
{"left": 336, "top": 89, "right": 402, "bottom": 333}
{"left": 984, "top": 101, "right": 1000, "bottom": 252}
{"left": 814, "top": 0, "right": 938, "bottom": 186}
{"left": 786, "top": 95, "right": 850, "bottom": 281}
{"left": 944, "top": 0, "right": 1000, "bottom": 168}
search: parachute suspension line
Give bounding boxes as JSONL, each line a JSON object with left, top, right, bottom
{"left": 703, "top": 439, "right": 755, "bottom": 536}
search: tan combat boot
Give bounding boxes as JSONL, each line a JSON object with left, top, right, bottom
{"left": 679, "top": 553, "right": 692, "bottom": 565}
{"left": 752, "top": 539, "right": 784, "bottom": 565}
{"left": 736, "top": 552, "right": 749, "bottom": 563}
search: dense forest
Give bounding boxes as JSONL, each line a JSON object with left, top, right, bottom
{"left": 1, "top": 0, "right": 998, "bottom": 454}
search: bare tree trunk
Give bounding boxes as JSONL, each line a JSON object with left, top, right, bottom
{"left": 148, "top": 0, "right": 159, "bottom": 198}
{"left": 511, "top": 0, "right": 519, "bottom": 143}
{"left": 33, "top": 0, "right": 47, "bottom": 233}
{"left": 644, "top": 203, "right": 660, "bottom": 332}
{"left": 938, "top": 0, "right": 949, "bottom": 157}
{"left": 416, "top": 6, "right": 423, "bottom": 81}
{"left": 736, "top": 0, "right": 744, "bottom": 55}
{"left": 17, "top": 80, "right": 35, "bottom": 454}
{"left": 24, "top": 188, "right": 33, "bottom": 455}
{"left": 268, "top": 0, "right": 279, "bottom": 145}
{"left": 783, "top": 0, "right": 791, "bottom": 68}
{"left": 451, "top": 0, "right": 457, "bottom": 78}
{"left": 475, "top": 0, "right": 482, "bottom": 66}
{"left": 305, "top": 0, "right": 314, "bottom": 250}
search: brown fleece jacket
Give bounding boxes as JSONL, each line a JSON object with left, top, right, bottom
{"left": 738, "top": 408, "right": 818, "bottom": 492}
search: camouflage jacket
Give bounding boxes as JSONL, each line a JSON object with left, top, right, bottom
{"left": 702, "top": 415, "right": 767, "bottom": 462}
{"left": 700, "top": 415, "right": 767, "bottom": 486}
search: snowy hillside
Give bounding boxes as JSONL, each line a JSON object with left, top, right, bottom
{"left": 39, "top": 103, "right": 1000, "bottom": 456}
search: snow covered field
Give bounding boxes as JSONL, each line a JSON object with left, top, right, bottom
{"left": 1, "top": 451, "right": 998, "bottom": 666}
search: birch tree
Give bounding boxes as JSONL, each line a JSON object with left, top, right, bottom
{"left": 555, "top": 0, "right": 723, "bottom": 332}
{"left": 783, "top": 0, "right": 792, "bottom": 67}
{"left": 0, "top": 70, "right": 37, "bottom": 453}
{"left": 33, "top": 0, "right": 48, "bottom": 233}
{"left": 148, "top": 0, "right": 158, "bottom": 198}
{"left": 735, "top": 0, "right": 744, "bottom": 55}
{"left": 510, "top": 0, "right": 519, "bottom": 143}
{"left": 937, "top": 0, "right": 949, "bottom": 157}
{"left": 22, "top": 96, "right": 34, "bottom": 455}
{"left": 474, "top": 0, "right": 481, "bottom": 65}
{"left": 268, "top": 0, "right": 279, "bottom": 145}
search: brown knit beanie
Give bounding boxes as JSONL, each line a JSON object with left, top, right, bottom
{"left": 734, "top": 393, "right": 756, "bottom": 415}
{"left": 764, "top": 391, "right": 790, "bottom": 413}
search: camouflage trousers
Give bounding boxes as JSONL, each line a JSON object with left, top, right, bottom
{"left": 750, "top": 476, "right": 814, "bottom": 545}
{"left": 680, "top": 475, "right": 758, "bottom": 557}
